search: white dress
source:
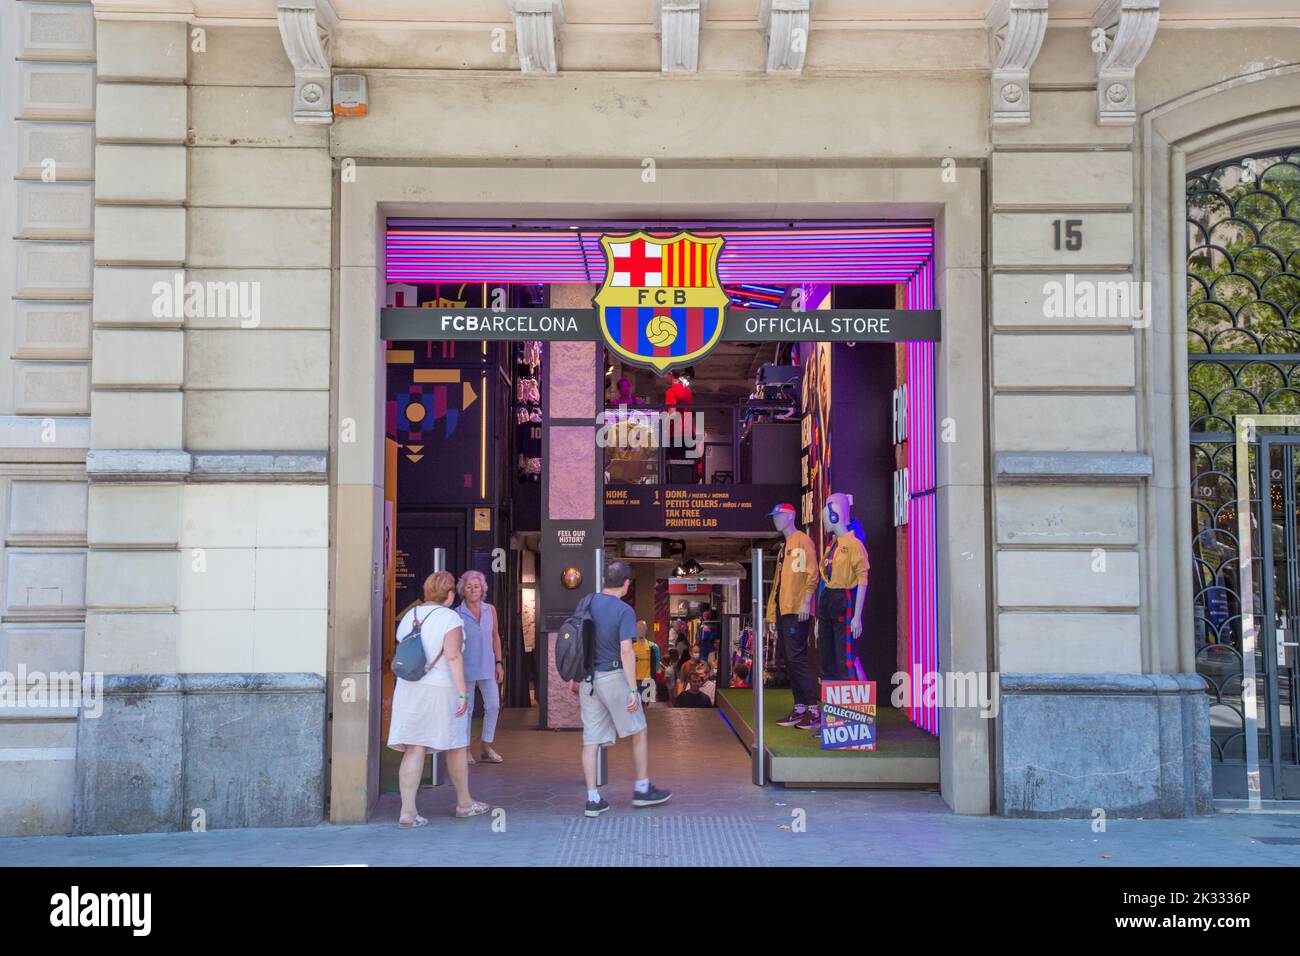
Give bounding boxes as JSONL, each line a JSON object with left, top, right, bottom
{"left": 387, "top": 604, "right": 470, "bottom": 753}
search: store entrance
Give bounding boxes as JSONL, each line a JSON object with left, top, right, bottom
{"left": 376, "top": 219, "right": 943, "bottom": 793}
{"left": 595, "top": 327, "right": 940, "bottom": 786}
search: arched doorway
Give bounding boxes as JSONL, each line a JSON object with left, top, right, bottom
{"left": 1187, "top": 145, "right": 1300, "bottom": 798}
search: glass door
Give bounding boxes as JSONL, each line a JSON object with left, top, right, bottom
{"left": 1258, "top": 438, "right": 1300, "bottom": 798}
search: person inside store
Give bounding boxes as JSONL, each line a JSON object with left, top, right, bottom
{"left": 387, "top": 571, "right": 491, "bottom": 825}
{"left": 663, "top": 366, "right": 695, "bottom": 408}
{"left": 766, "top": 502, "right": 821, "bottom": 731}
{"left": 456, "top": 570, "right": 504, "bottom": 765}
{"left": 697, "top": 662, "right": 717, "bottom": 704}
{"left": 612, "top": 376, "right": 645, "bottom": 407}
{"left": 571, "top": 560, "right": 672, "bottom": 817}
{"left": 674, "top": 670, "right": 712, "bottom": 708}
{"left": 662, "top": 366, "right": 700, "bottom": 481}
{"left": 730, "top": 662, "right": 751, "bottom": 689}
{"left": 674, "top": 631, "right": 690, "bottom": 666}
{"left": 657, "top": 649, "right": 675, "bottom": 703}
{"left": 699, "top": 606, "right": 719, "bottom": 662}
{"left": 818, "top": 492, "right": 870, "bottom": 688}
{"left": 676, "top": 642, "right": 704, "bottom": 696}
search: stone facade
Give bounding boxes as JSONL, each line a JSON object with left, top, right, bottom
{"left": 1, "top": 0, "right": 1296, "bottom": 834}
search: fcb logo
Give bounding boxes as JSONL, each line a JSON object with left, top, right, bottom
{"left": 593, "top": 232, "right": 729, "bottom": 372}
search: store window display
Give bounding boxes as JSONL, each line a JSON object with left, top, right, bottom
{"left": 817, "top": 492, "right": 869, "bottom": 685}
{"left": 765, "top": 502, "right": 821, "bottom": 730}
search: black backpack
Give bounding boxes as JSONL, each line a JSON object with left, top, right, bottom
{"left": 554, "top": 593, "right": 596, "bottom": 688}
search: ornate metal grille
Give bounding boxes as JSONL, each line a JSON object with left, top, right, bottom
{"left": 1188, "top": 148, "right": 1300, "bottom": 776}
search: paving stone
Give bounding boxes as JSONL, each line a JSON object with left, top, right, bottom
{"left": 1, "top": 707, "right": 1296, "bottom": 866}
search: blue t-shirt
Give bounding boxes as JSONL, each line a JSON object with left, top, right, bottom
{"left": 589, "top": 593, "right": 637, "bottom": 670}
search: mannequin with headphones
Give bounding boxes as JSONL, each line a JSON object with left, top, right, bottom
{"left": 766, "top": 502, "right": 820, "bottom": 729}
{"left": 817, "top": 492, "right": 870, "bottom": 686}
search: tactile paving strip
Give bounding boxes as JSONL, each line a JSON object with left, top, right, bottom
{"left": 554, "top": 814, "right": 764, "bottom": 867}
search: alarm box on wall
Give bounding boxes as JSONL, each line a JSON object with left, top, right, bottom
{"left": 333, "top": 74, "right": 367, "bottom": 116}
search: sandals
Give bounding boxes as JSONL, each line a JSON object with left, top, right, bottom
{"left": 455, "top": 801, "right": 491, "bottom": 818}
{"left": 480, "top": 749, "right": 503, "bottom": 764}
{"left": 398, "top": 815, "right": 428, "bottom": 829}
{"left": 466, "top": 752, "right": 477, "bottom": 766}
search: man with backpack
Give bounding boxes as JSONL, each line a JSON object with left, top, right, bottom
{"left": 567, "top": 560, "right": 672, "bottom": 817}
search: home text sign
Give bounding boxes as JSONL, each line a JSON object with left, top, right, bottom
{"left": 604, "top": 483, "right": 802, "bottom": 534}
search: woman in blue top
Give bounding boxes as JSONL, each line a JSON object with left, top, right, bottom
{"left": 456, "top": 570, "right": 504, "bottom": 764}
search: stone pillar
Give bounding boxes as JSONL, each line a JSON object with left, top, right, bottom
{"left": 75, "top": 20, "right": 330, "bottom": 834}
{"left": 987, "top": 73, "right": 1209, "bottom": 815}
{"left": 76, "top": 15, "right": 189, "bottom": 834}
{"left": 539, "top": 285, "right": 603, "bottom": 729}
{"left": 0, "top": 0, "right": 96, "bottom": 836}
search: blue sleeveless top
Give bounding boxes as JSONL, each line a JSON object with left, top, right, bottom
{"left": 456, "top": 601, "right": 496, "bottom": 682}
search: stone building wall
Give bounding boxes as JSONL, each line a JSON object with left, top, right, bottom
{"left": 73, "top": 17, "right": 330, "bottom": 835}
{"left": 1, "top": 1, "right": 1296, "bottom": 834}
{"left": 0, "top": 0, "right": 96, "bottom": 836}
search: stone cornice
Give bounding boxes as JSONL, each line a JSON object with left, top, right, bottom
{"left": 276, "top": 0, "right": 338, "bottom": 125}
{"left": 657, "top": 0, "right": 706, "bottom": 74}
{"left": 507, "top": 0, "right": 565, "bottom": 75}
{"left": 1092, "top": 0, "right": 1160, "bottom": 126}
{"left": 760, "top": 0, "right": 813, "bottom": 74}
{"left": 985, "top": 0, "right": 1049, "bottom": 127}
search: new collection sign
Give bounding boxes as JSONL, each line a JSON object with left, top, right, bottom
{"left": 379, "top": 232, "right": 941, "bottom": 370}
{"left": 820, "top": 680, "right": 877, "bottom": 751}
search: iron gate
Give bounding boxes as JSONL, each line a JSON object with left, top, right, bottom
{"left": 1188, "top": 145, "right": 1300, "bottom": 797}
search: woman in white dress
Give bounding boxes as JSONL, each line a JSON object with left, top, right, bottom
{"left": 388, "top": 570, "right": 491, "bottom": 826}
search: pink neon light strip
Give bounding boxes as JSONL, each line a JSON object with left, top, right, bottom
{"left": 904, "top": 255, "right": 938, "bottom": 737}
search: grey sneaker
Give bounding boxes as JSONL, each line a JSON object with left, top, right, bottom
{"left": 632, "top": 783, "right": 672, "bottom": 808}
{"left": 584, "top": 796, "right": 611, "bottom": 817}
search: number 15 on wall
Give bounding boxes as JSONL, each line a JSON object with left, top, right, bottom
{"left": 1052, "top": 219, "right": 1084, "bottom": 251}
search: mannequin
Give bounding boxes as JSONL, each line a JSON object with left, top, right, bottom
{"left": 818, "top": 492, "right": 870, "bottom": 684}
{"left": 766, "top": 503, "right": 820, "bottom": 729}
{"left": 633, "top": 620, "right": 658, "bottom": 702}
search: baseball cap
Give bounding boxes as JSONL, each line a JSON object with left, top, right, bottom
{"left": 767, "top": 503, "right": 796, "bottom": 517}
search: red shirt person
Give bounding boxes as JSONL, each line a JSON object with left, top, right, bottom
{"left": 662, "top": 369, "right": 697, "bottom": 454}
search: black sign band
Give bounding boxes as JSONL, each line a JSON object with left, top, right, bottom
{"left": 380, "top": 308, "right": 941, "bottom": 343}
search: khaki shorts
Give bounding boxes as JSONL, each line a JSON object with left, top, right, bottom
{"left": 580, "top": 669, "right": 648, "bottom": 746}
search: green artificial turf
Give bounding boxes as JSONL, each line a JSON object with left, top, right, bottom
{"left": 720, "top": 688, "right": 940, "bottom": 759}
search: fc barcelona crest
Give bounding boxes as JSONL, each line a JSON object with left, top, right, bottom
{"left": 594, "top": 232, "right": 729, "bottom": 372}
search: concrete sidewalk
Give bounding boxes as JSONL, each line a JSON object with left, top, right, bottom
{"left": 1, "top": 790, "right": 1298, "bottom": 867}
{"left": 4, "top": 708, "right": 1297, "bottom": 866}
